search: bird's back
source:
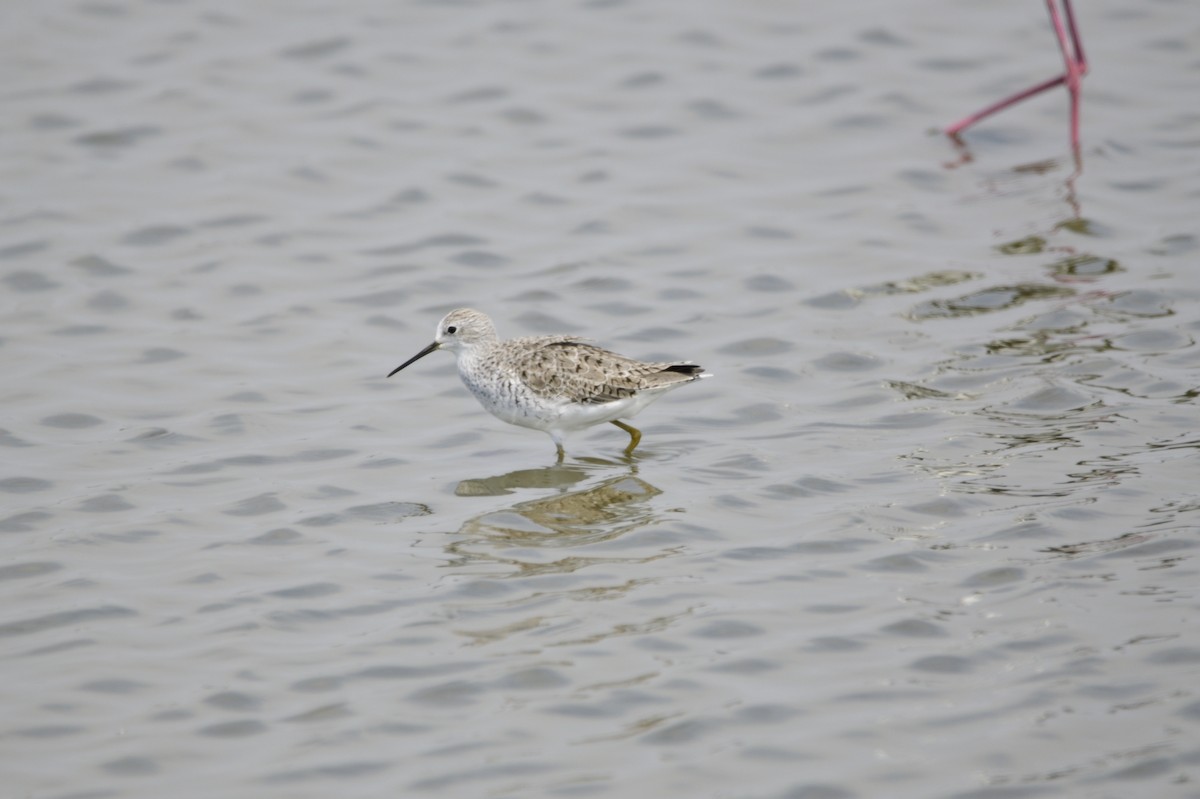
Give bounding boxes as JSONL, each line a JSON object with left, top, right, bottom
{"left": 492, "top": 336, "right": 704, "bottom": 406}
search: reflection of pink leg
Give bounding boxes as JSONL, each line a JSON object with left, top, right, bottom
{"left": 945, "top": 0, "right": 1087, "bottom": 150}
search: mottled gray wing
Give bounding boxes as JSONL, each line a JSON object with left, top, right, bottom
{"left": 511, "top": 338, "right": 702, "bottom": 403}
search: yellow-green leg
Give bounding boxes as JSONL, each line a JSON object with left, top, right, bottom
{"left": 610, "top": 420, "right": 642, "bottom": 455}
{"left": 555, "top": 442, "right": 565, "bottom": 463}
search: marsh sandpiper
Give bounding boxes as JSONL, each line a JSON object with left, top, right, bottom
{"left": 387, "top": 309, "right": 709, "bottom": 459}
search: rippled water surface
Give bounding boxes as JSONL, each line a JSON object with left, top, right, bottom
{"left": 4, "top": 1, "right": 1199, "bottom": 797}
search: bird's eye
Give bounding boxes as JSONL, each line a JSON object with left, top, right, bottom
{"left": 446, "top": 325, "right": 458, "bottom": 334}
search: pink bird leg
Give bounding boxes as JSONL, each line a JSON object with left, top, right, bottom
{"left": 945, "top": 0, "right": 1088, "bottom": 151}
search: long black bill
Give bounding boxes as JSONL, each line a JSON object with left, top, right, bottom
{"left": 387, "top": 341, "right": 440, "bottom": 377}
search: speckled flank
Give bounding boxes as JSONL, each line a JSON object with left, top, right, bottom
{"left": 388, "top": 308, "right": 709, "bottom": 457}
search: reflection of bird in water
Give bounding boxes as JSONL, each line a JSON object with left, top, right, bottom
{"left": 388, "top": 309, "right": 709, "bottom": 459}
{"left": 945, "top": 0, "right": 1087, "bottom": 152}
{"left": 456, "top": 464, "right": 590, "bottom": 497}
{"left": 447, "top": 472, "right": 665, "bottom": 578}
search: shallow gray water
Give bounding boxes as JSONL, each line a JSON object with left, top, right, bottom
{"left": 3, "top": 1, "right": 1199, "bottom": 797}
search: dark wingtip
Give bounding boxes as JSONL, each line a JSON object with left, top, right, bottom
{"left": 664, "top": 363, "right": 705, "bottom": 376}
